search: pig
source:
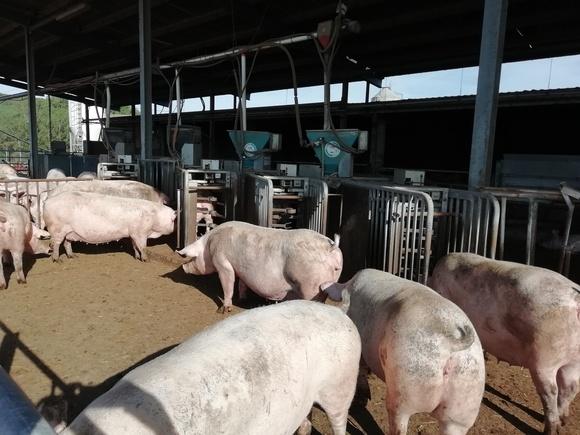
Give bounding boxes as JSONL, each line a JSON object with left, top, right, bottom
{"left": 46, "top": 168, "right": 66, "bottom": 179}
{"left": 0, "top": 201, "right": 51, "bottom": 288}
{"left": 325, "top": 269, "right": 485, "bottom": 435}
{"left": 176, "top": 221, "right": 343, "bottom": 313}
{"left": 431, "top": 253, "right": 580, "bottom": 435}
{"left": 44, "top": 191, "right": 176, "bottom": 262}
{"left": 0, "top": 163, "right": 18, "bottom": 179}
{"left": 62, "top": 300, "right": 361, "bottom": 435}
{"left": 77, "top": 171, "right": 97, "bottom": 180}
{"left": 48, "top": 179, "right": 169, "bottom": 204}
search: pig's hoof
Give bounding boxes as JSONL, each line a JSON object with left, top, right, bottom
{"left": 0, "top": 283, "right": 5, "bottom": 290}
{"left": 17, "top": 279, "right": 26, "bottom": 285}
{"left": 217, "top": 305, "right": 233, "bottom": 314}
{"left": 52, "top": 257, "right": 62, "bottom": 263}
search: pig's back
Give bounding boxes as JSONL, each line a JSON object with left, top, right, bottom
{"left": 347, "top": 269, "right": 476, "bottom": 380}
{"left": 65, "top": 301, "right": 360, "bottom": 435}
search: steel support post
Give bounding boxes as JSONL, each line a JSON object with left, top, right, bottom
{"left": 323, "top": 53, "right": 331, "bottom": 130}
{"left": 468, "top": 0, "right": 508, "bottom": 190}
{"left": 24, "top": 28, "right": 38, "bottom": 177}
{"left": 240, "top": 53, "right": 247, "bottom": 131}
{"left": 139, "top": 0, "right": 153, "bottom": 159}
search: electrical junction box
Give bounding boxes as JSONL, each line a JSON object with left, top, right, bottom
{"left": 201, "top": 159, "right": 221, "bottom": 170}
{"left": 393, "top": 169, "right": 425, "bottom": 186}
{"left": 277, "top": 164, "right": 297, "bottom": 177}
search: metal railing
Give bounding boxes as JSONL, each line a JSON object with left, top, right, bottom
{"left": 480, "top": 187, "right": 565, "bottom": 265}
{"left": 140, "top": 159, "right": 179, "bottom": 204}
{"left": 306, "top": 178, "right": 328, "bottom": 235}
{"left": 0, "top": 178, "right": 89, "bottom": 227}
{"left": 443, "top": 190, "right": 500, "bottom": 259}
{"left": 339, "top": 181, "right": 434, "bottom": 284}
{"left": 243, "top": 174, "right": 328, "bottom": 234}
{"left": 366, "top": 183, "right": 434, "bottom": 284}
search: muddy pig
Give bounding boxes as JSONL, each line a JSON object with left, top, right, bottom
{"left": 431, "top": 253, "right": 580, "bottom": 435}
{"left": 325, "top": 268, "right": 485, "bottom": 435}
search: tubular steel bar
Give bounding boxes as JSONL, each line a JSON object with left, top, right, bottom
{"left": 345, "top": 181, "right": 434, "bottom": 284}
{"left": 24, "top": 27, "right": 39, "bottom": 178}
{"left": 468, "top": 0, "right": 508, "bottom": 190}
{"left": 559, "top": 183, "right": 580, "bottom": 275}
{"left": 138, "top": 0, "right": 153, "bottom": 160}
{"left": 481, "top": 186, "right": 569, "bottom": 265}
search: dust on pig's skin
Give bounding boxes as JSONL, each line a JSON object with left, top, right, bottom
{"left": 0, "top": 242, "right": 578, "bottom": 434}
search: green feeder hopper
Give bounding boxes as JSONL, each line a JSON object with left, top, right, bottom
{"left": 228, "top": 130, "right": 281, "bottom": 170}
{"left": 306, "top": 129, "right": 368, "bottom": 177}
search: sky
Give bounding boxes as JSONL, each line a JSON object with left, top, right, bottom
{"left": 1, "top": 54, "right": 579, "bottom": 111}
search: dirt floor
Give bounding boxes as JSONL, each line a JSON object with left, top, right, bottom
{"left": 0, "top": 239, "right": 578, "bottom": 434}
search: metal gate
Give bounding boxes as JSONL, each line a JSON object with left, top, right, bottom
{"left": 244, "top": 174, "right": 328, "bottom": 234}
{"left": 444, "top": 190, "right": 500, "bottom": 259}
{"left": 0, "top": 178, "right": 89, "bottom": 227}
{"left": 363, "top": 183, "right": 434, "bottom": 284}
{"left": 140, "top": 159, "right": 179, "bottom": 204}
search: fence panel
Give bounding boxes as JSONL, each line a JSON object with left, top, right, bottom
{"left": 306, "top": 178, "right": 328, "bottom": 235}
{"left": 0, "top": 178, "right": 89, "bottom": 227}
{"left": 244, "top": 173, "right": 273, "bottom": 228}
{"left": 345, "top": 181, "right": 434, "bottom": 284}
{"left": 140, "top": 159, "right": 179, "bottom": 204}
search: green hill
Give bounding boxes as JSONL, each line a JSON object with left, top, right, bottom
{"left": 0, "top": 95, "right": 69, "bottom": 151}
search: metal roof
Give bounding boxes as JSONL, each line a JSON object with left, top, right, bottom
{"left": 1, "top": 0, "right": 580, "bottom": 106}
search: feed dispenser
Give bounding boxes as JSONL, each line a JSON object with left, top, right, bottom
{"left": 306, "top": 129, "right": 368, "bottom": 177}
{"left": 228, "top": 130, "right": 281, "bottom": 171}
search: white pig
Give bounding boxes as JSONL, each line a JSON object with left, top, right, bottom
{"left": 177, "top": 221, "right": 343, "bottom": 313}
{"left": 62, "top": 300, "right": 361, "bottom": 435}
{"left": 44, "top": 191, "right": 175, "bottom": 262}
{"left": 431, "top": 253, "right": 580, "bottom": 435}
{"left": 325, "top": 269, "right": 485, "bottom": 435}
{"left": 77, "top": 171, "right": 97, "bottom": 180}
{"left": 48, "top": 179, "right": 169, "bottom": 204}
{"left": 0, "top": 201, "right": 51, "bottom": 288}
{"left": 46, "top": 168, "right": 67, "bottom": 179}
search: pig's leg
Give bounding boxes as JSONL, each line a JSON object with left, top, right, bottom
{"left": 131, "top": 239, "right": 142, "bottom": 261}
{"left": 557, "top": 363, "right": 580, "bottom": 426}
{"left": 51, "top": 236, "right": 63, "bottom": 262}
{"left": 11, "top": 250, "right": 25, "bottom": 284}
{"left": 296, "top": 414, "right": 312, "bottom": 435}
{"left": 530, "top": 368, "right": 560, "bottom": 435}
{"left": 63, "top": 241, "right": 75, "bottom": 258}
{"left": 0, "top": 251, "right": 6, "bottom": 289}
{"left": 215, "top": 258, "right": 235, "bottom": 313}
{"left": 386, "top": 407, "right": 410, "bottom": 435}
{"left": 130, "top": 235, "right": 148, "bottom": 262}
{"left": 439, "top": 421, "right": 470, "bottom": 435}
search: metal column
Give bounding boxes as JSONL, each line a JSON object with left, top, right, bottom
{"left": 85, "top": 104, "right": 90, "bottom": 146}
{"left": 139, "top": 0, "right": 153, "bottom": 159}
{"left": 24, "top": 27, "right": 38, "bottom": 178}
{"left": 240, "top": 53, "right": 247, "bottom": 131}
{"left": 323, "top": 53, "right": 331, "bottom": 129}
{"left": 468, "top": 0, "right": 508, "bottom": 190}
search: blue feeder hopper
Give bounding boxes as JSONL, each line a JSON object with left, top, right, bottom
{"left": 306, "top": 129, "right": 368, "bottom": 177}
{"left": 228, "top": 130, "right": 281, "bottom": 170}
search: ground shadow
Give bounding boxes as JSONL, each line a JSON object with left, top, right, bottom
{"left": 162, "top": 266, "right": 268, "bottom": 310}
{"left": 348, "top": 402, "right": 384, "bottom": 434}
{"left": 0, "top": 255, "right": 38, "bottom": 289}
{"left": 485, "top": 384, "right": 544, "bottom": 422}
{"left": 482, "top": 396, "right": 542, "bottom": 435}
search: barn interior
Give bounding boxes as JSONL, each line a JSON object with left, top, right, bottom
{"left": 1, "top": 0, "right": 580, "bottom": 434}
